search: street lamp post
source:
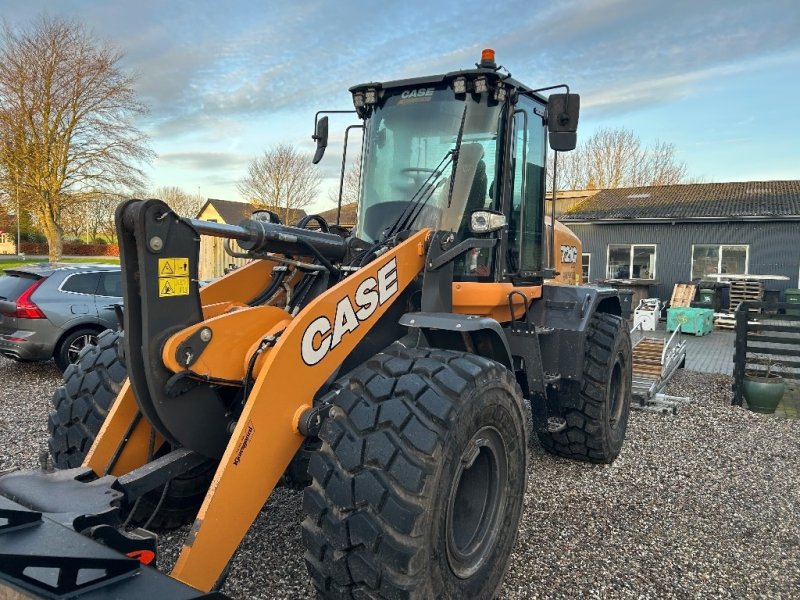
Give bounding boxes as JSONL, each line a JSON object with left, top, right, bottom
{"left": 16, "top": 183, "right": 21, "bottom": 257}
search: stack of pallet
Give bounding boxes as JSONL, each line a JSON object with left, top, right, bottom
{"left": 715, "top": 280, "right": 763, "bottom": 329}
{"left": 729, "top": 280, "right": 764, "bottom": 312}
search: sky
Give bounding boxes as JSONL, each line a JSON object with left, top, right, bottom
{"left": 3, "top": 0, "right": 799, "bottom": 213}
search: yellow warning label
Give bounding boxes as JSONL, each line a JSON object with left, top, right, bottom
{"left": 158, "top": 258, "right": 189, "bottom": 277}
{"left": 159, "top": 276, "right": 190, "bottom": 297}
{"left": 157, "top": 258, "right": 190, "bottom": 298}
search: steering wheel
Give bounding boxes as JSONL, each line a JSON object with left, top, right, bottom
{"left": 393, "top": 167, "right": 437, "bottom": 191}
{"left": 401, "top": 167, "right": 436, "bottom": 182}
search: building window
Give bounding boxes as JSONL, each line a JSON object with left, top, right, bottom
{"left": 691, "top": 244, "right": 748, "bottom": 280}
{"left": 606, "top": 244, "right": 656, "bottom": 280}
{"left": 582, "top": 253, "right": 591, "bottom": 283}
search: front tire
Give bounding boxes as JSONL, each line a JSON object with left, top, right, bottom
{"left": 49, "top": 329, "right": 125, "bottom": 468}
{"left": 302, "top": 346, "right": 528, "bottom": 599}
{"left": 537, "top": 312, "right": 632, "bottom": 463}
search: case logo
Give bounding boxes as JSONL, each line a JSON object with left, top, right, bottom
{"left": 400, "top": 87, "right": 435, "bottom": 99}
{"left": 301, "top": 258, "right": 398, "bottom": 366}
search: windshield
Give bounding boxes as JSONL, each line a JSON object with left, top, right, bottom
{"left": 356, "top": 87, "right": 503, "bottom": 243}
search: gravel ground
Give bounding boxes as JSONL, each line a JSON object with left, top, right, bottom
{"left": 1, "top": 356, "right": 799, "bottom": 599}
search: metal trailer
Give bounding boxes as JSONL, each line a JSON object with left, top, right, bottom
{"left": 630, "top": 323, "right": 689, "bottom": 414}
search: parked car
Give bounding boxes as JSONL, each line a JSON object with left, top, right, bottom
{"left": 0, "top": 263, "right": 122, "bottom": 371}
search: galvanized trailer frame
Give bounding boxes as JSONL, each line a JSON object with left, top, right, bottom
{"left": 630, "top": 322, "right": 689, "bottom": 414}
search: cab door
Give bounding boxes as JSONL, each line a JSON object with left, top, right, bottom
{"left": 505, "top": 95, "right": 547, "bottom": 280}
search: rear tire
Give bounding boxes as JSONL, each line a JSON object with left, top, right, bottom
{"left": 537, "top": 312, "right": 632, "bottom": 463}
{"left": 302, "top": 346, "right": 528, "bottom": 599}
{"left": 54, "top": 327, "right": 101, "bottom": 372}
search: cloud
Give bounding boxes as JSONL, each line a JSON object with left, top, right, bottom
{"left": 6, "top": 0, "right": 800, "bottom": 195}
{"left": 581, "top": 50, "right": 800, "bottom": 115}
{"left": 157, "top": 151, "right": 247, "bottom": 171}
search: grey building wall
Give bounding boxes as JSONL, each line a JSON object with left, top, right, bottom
{"left": 566, "top": 221, "right": 800, "bottom": 301}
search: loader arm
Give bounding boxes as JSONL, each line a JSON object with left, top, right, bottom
{"left": 94, "top": 199, "right": 430, "bottom": 591}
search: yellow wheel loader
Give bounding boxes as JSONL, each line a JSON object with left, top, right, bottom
{"left": 0, "top": 50, "right": 632, "bottom": 599}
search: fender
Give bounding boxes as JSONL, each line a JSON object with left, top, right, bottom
{"left": 399, "top": 312, "right": 513, "bottom": 369}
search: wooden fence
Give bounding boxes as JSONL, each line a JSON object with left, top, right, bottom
{"left": 732, "top": 301, "right": 800, "bottom": 406}
{"left": 198, "top": 235, "right": 250, "bottom": 281}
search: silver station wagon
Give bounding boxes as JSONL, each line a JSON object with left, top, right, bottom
{"left": 0, "top": 263, "right": 122, "bottom": 370}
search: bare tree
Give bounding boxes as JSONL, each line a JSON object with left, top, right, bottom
{"left": 0, "top": 16, "right": 152, "bottom": 261}
{"left": 60, "top": 193, "right": 122, "bottom": 242}
{"left": 237, "top": 143, "right": 320, "bottom": 222}
{"left": 60, "top": 200, "right": 86, "bottom": 240}
{"left": 327, "top": 158, "right": 362, "bottom": 208}
{"left": 547, "top": 128, "right": 688, "bottom": 191}
{"left": 152, "top": 186, "right": 204, "bottom": 218}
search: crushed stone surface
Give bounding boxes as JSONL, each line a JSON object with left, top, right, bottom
{"left": 1, "top": 356, "right": 798, "bottom": 599}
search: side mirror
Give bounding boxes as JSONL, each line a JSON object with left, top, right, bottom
{"left": 312, "top": 116, "right": 329, "bottom": 164}
{"left": 547, "top": 93, "right": 580, "bottom": 152}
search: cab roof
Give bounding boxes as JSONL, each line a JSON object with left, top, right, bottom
{"left": 350, "top": 66, "right": 548, "bottom": 104}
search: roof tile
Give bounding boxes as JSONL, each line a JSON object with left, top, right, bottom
{"left": 560, "top": 181, "right": 800, "bottom": 221}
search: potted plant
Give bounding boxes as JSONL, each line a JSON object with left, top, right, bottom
{"left": 743, "top": 356, "right": 786, "bottom": 414}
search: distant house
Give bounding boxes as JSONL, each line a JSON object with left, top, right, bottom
{"left": 317, "top": 202, "right": 357, "bottom": 228}
{"left": 195, "top": 198, "right": 307, "bottom": 280}
{"left": 547, "top": 189, "right": 600, "bottom": 217}
{"left": 0, "top": 232, "right": 15, "bottom": 255}
{"left": 560, "top": 181, "right": 800, "bottom": 303}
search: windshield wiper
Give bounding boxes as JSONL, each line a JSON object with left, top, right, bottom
{"left": 382, "top": 152, "right": 452, "bottom": 240}
{"left": 382, "top": 105, "right": 469, "bottom": 241}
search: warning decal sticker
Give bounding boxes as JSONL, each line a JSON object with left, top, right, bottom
{"left": 158, "top": 258, "right": 190, "bottom": 297}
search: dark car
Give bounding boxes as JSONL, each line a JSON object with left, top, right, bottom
{"left": 0, "top": 263, "right": 122, "bottom": 370}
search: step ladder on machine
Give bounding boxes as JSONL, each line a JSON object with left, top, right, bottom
{"left": 630, "top": 322, "right": 690, "bottom": 414}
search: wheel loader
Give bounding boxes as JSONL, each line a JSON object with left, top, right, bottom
{"left": 0, "top": 49, "right": 632, "bottom": 599}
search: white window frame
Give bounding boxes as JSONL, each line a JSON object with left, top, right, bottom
{"left": 606, "top": 244, "right": 657, "bottom": 280}
{"left": 690, "top": 244, "right": 749, "bottom": 280}
{"left": 582, "top": 252, "right": 591, "bottom": 283}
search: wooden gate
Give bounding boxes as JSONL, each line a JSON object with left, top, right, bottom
{"left": 732, "top": 301, "right": 800, "bottom": 406}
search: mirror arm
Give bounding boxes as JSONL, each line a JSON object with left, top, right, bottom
{"left": 313, "top": 110, "right": 357, "bottom": 136}
{"left": 312, "top": 110, "right": 358, "bottom": 165}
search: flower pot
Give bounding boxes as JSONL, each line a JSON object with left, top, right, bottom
{"left": 742, "top": 372, "right": 786, "bottom": 414}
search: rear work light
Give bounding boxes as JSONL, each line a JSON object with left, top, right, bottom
{"left": 13, "top": 278, "right": 47, "bottom": 319}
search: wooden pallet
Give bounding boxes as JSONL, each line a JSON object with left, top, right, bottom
{"left": 632, "top": 338, "right": 665, "bottom": 378}
{"left": 729, "top": 280, "right": 763, "bottom": 313}
{"left": 715, "top": 317, "right": 736, "bottom": 330}
{"left": 670, "top": 283, "right": 697, "bottom": 308}
{"left": 714, "top": 313, "right": 761, "bottom": 330}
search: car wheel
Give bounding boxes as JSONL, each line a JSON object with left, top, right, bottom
{"left": 54, "top": 327, "right": 100, "bottom": 372}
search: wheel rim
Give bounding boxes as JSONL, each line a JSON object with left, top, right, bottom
{"left": 608, "top": 359, "right": 625, "bottom": 425}
{"left": 445, "top": 426, "right": 508, "bottom": 579}
{"left": 67, "top": 333, "right": 97, "bottom": 363}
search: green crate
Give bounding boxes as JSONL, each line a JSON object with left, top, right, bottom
{"left": 786, "top": 288, "right": 800, "bottom": 316}
{"left": 667, "top": 307, "right": 714, "bottom": 336}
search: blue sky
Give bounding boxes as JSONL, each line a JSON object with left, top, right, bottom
{"left": 4, "top": 0, "right": 799, "bottom": 212}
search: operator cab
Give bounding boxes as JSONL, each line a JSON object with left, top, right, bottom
{"left": 344, "top": 49, "right": 579, "bottom": 285}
